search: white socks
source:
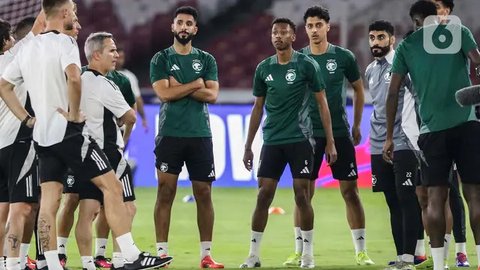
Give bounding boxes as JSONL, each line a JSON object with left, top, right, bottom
{"left": 5, "top": 257, "right": 20, "bottom": 270}
{"left": 19, "top": 243, "right": 29, "bottom": 268}
{"left": 415, "top": 239, "right": 426, "bottom": 256}
{"left": 431, "top": 247, "right": 444, "bottom": 270}
{"left": 200, "top": 241, "right": 211, "bottom": 259}
{"left": 294, "top": 227, "right": 303, "bottom": 254}
{"left": 112, "top": 252, "right": 125, "bottom": 268}
{"left": 57, "top": 237, "right": 68, "bottom": 255}
{"left": 301, "top": 230, "right": 313, "bottom": 257}
{"left": 116, "top": 233, "right": 141, "bottom": 262}
{"left": 44, "top": 250, "right": 63, "bottom": 270}
{"left": 248, "top": 231, "right": 263, "bottom": 257}
{"left": 156, "top": 242, "right": 168, "bottom": 256}
{"left": 455, "top": 242, "right": 466, "bottom": 255}
{"left": 444, "top": 234, "right": 451, "bottom": 261}
{"left": 81, "top": 256, "right": 95, "bottom": 270}
{"left": 95, "top": 238, "right": 108, "bottom": 257}
{"left": 351, "top": 229, "right": 366, "bottom": 254}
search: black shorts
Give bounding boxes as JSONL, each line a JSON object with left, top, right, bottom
{"left": 418, "top": 121, "right": 480, "bottom": 186}
{"left": 34, "top": 122, "right": 112, "bottom": 183}
{"left": 371, "top": 150, "right": 419, "bottom": 192}
{"left": 64, "top": 148, "right": 135, "bottom": 202}
{"left": 312, "top": 136, "right": 358, "bottom": 181}
{"left": 154, "top": 136, "right": 215, "bottom": 182}
{"left": 257, "top": 140, "right": 314, "bottom": 180}
{"left": 0, "top": 141, "right": 39, "bottom": 203}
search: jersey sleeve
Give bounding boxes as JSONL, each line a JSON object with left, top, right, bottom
{"left": 252, "top": 63, "right": 266, "bottom": 97}
{"left": 305, "top": 56, "right": 325, "bottom": 93}
{"left": 2, "top": 56, "right": 23, "bottom": 86}
{"left": 150, "top": 52, "right": 169, "bottom": 83}
{"left": 204, "top": 53, "right": 218, "bottom": 82}
{"left": 461, "top": 26, "right": 478, "bottom": 56}
{"left": 100, "top": 79, "right": 132, "bottom": 118}
{"left": 391, "top": 41, "right": 408, "bottom": 75}
{"left": 344, "top": 49, "right": 361, "bottom": 82}
{"left": 60, "top": 37, "right": 81, "bottom": 71}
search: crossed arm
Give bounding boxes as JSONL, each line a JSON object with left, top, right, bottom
{"left": 152, "top": 76, "right": 219, "bottom": 104}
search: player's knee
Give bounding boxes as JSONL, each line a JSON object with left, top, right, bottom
{"left": 340, "top": 186, "right": 359, "bottom": 203}
{"left": 10, "top": 203, "right": 33, "bottom": 219}
{"left": 126, "top": 202, "right": 137, "bottom": 218}
{"left": 257, "top": 188, "right": 275, "bottom": 206}
{"left": 293, "top": 193, "right": 309, "bottom": 209}
{"left": 63, "top": 195, "right": 79, "bottom": 212}
{"left": 158, "top": 183, "right": 176, "bottom": 202}
{"left": 193, "top": 185, "right": 211, "bottom": 202}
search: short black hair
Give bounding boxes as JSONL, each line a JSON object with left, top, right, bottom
{"left": 0, "top": 18, "right": 12, "bottom": 52}
{"left": 368, "top": 20, "right": 395, "bottom": 36}
{"left": 42, "top": 0, "right": 70, "bottom": 17}
{"left": 409, "top": 0, "right": 437, "bottom": 20}
{"left": 435, "top": 0, "right": 454, "bottom": 12}
{"left": 14, "top": 17, "right": 35, "bottom": 36}
{"left": 174, "top": 6, "right": 198, "bottom": 22}
{"left": 271, "top": 18, "right": 296, "bottom": 33}
{"left": 303, "top": 6, "right": 330, "bottom": 23}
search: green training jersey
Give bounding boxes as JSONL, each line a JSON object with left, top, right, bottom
{"left": 81, "top": 66, "right": 136, "bottom": 107}
{"left": 391, "top": 25, "right": 477, "bottom": 133}
{"left": 253, "top": 50, "right": 326, "bottom": 145}
{"left": 150, "top": 46, "right": 218, "bottom": 137}
{"left": 301, "top": 44, "right": 361, "bottom": 137}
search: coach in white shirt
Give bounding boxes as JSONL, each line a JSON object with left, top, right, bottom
{"left": 0, "top": 1, "right": 171, "bottom": 270}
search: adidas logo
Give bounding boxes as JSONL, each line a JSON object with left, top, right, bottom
{"left": 300, "top": 166, "right": 310, "bottom": 174}
{"left": 265, "top": 74, "right": 274, "bottom": 82}
{"left": 59, "top": 244, "right": 65, "bottom": 248}
{"left": 402, "top": 179, "right": 413, "bottom": 186}
{"left": 158, "top": 247, "right": 164, "bottom": 251}
{"left": 347, "top": 169, "right": 357, "bottom": 177}
{"left": 100, "top": 245, "right": 106, "bottom": 249}
{"left": 296, "top": 236, "right": 303, "bottom": 240}
{"left": 357, "top": 236, "right": 365, "bottom": 240}
{"left": 140, "top": 257, "right": 157, "bottom": 267}
{"left": 303, "top": 239, "right": 309, "bottom": 243}
{"left": 251, "top": 239, "right": 257, "bottom": 243}
{"left": 206, "top": 248, "right": 211, "bottom": 251}
{"left": 208, "top": 170, "right": 215, "bottom": 178}
{"left": 170, "top": 64, "right": 180, "bottom": 71}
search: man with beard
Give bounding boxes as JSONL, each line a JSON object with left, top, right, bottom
{"left": 0, "top": 0, "right": 172, "bottom": 270}
{"left": 150, "top": 6, "right": 223, "bottom": 268}
{"left": 384, "top": 1, "right": 480, "bottom": 269}
{"left": 282, "top": 6, "right": 372, "bottom": 266}
{"left": 240, "top": 18, "right": 336, "bottom": 269}
{"left": 366, "top": 20, "right": 421, "bottom": 270}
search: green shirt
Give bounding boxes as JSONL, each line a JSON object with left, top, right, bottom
{"left": 81, "top": 66, "right": 136, "bottom": 107}
{"left": 150, "top": 46, "right": 218, "bottom": 137}
{"left": 391, "top": 25, "right": 477, "bottom": 133}
{"left": 253, "top": 50, "right": 326, "bottom": 145}
{"left": 301, "top": 44, "right": 361, "bottom": 137}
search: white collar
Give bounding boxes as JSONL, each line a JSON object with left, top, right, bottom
{"left": 385, "top": 49, "right": 395, "bottom": 64}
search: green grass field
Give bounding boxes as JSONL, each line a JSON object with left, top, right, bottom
{"left": 57, "top": 187, "right": 478, "bottom": 269}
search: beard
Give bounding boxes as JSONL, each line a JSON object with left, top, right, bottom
{"left": 64, "top": 21, "right": 74, "bottom": 31}
{"left": 370, "top": 44, "right": 390, "bottom": 58}
{"left": 174, "top": 32, "right": 194, "bottom": 45}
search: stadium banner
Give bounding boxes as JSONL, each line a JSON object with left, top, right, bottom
{"left": 127, "top": 104, "right": 373, "bottom": 188}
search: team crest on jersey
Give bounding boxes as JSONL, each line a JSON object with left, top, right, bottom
{"left": 285, "top": 69, "right": 296, "bottom": 84}
{"left": 160, "top": 162, "right": 168, "bottom": 172}
{"left": 192, "top": 59, "right": 203, "bottom": 73}
{"left": 326, "top": 59, "right": 337, "bottom": 74}
{"left": 67, "top": 175, "right": 75, "bottom": 187}
{"left": 384, "top": 72, "right": 392, "bottom": 83}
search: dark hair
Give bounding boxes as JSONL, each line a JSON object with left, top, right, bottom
{"left": 271, "top": 18, "right": 296, "bottom": 33}
{"left": 14, "top": 17, "right": 35, "bottom": 36}
{"left": 42, "top": 0, "right": 70, "bottom": 17}
{"left": 436, "top": 0, "right": 454, "bottom": 12}
{"left": 0, "top": 18, "right": 12, "bottom": 51}
{"left": 409, "top": 0, "right": 437, "bottom": 20}
{"left": 303, "top": 6, "right": 330, "bottom": 23}
{"left": 368, "top": 20, "right": 395, "bottom": 36}
{"left": 174, "top": 6, "right": 198, "bottom": 22}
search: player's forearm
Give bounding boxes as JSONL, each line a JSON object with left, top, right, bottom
{"left": 67, "top": 77, "right": 82, "bottom": 120}
{"left": 156, "top": 80, "right": 201, "bottom": 102}
{"left": 352, "top": 83, "right": 365, "bottom": 129}
{"left": 0, "top": 80, "right": 30, "bottom": 121}
{"left": 123, "top": 122, "right": 134, "bottom": 145}
{"left": 318, "top": 104, "right": 335, "bottom": 144}
{"left": 135, "top": 97, "right": 147, "bottom": 120}
{"left": 245, "top": 105, "right": 263, "bottom": 150}
{"left": 190, "top": 87, "right": 218, "bottom": 104}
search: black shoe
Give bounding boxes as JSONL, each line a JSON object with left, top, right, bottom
{"left": 111, "top": 266, "right": 125, "bottom": 270}
{"left": 124, "top": 252, "right": 173, "bottom": 270}
{"left": 58, "top": 254, "right": 67, "bottom": 267}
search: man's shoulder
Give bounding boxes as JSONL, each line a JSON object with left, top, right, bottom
{"left": 192, "top": 47, "right": 216, "bottom": 61}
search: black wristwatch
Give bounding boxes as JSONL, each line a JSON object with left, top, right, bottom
{"left": 21, "top": 115, "right": 32, "bottom": 126}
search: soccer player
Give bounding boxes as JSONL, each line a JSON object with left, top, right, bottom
{"left": 431, "top": 0, "right": 470, "bottom": 267}
{"left": 150, "top": 6, "right": 223, "bottom": 268}
{"left": 0, "top": 1, "right": 172, "bottom": 270}
{"left": 384, "top": 1, "right": 480, "bottom": 270}
{"left": 116, "top": 47, "right": 148, "bottom": 132}
{"left": 366, "top": 20, "right": 421, "bottom": 270}
{"left": 0, "top": 12, "right": 45, "bottom": 270}
{"left": 284, "top": 6, "right": 373, "bottom": 266}
{"left": 240, "top": 17, "right": 336, "bottom": 269}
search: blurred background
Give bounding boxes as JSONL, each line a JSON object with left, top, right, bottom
{"left": 1, "top": 0, "right": 479, "bottom": 188}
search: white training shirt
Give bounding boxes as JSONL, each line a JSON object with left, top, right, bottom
{"left": 81, "top": 69, "right": 131, "bottom": 150}
{"left": 2, "top": 30, "right": 81, "bottom": 147}
{"left": 118, "top": 69, "right": 141, "bottom": 98}
{"left": 0, "top": 32, "right": 34, "bottom": 149}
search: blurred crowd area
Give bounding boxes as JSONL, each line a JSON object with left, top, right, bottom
{"left": 2, "top": 0, "right": 480, "bottom": 102}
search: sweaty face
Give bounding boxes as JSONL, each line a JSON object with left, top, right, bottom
{"left": 305, "top": 16, "right": 329, "bottom": 45}
{"left": 98, "top": 38, "right": 119, "bottom": 72}
{"left": 172, "top": 13, "right": 197, "bottom": 45}
{"left": 271, "top": 23, "right": 295, "bottom": 51}
{"left": 368, "top": 30, "right": 392, "bottom": 58}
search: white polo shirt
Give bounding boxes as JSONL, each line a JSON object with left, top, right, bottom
{"left": 2, "top": 30, "right": 81, "bottom": 147}
{"left": 81, "top": 69, "right": 131, "bottom": 150}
